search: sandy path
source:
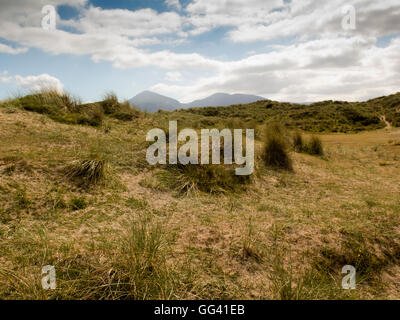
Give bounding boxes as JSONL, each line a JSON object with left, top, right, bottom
{"left": 380, "top": 115, "right": 392, "bottom": 130}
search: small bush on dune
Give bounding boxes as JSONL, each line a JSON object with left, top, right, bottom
{"left": 263, "top": 123, "right": 293, "bottom": 171}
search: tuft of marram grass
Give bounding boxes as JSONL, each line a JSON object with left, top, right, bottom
{"left": 64, "top": 159, "right": 108, "bottom": 187}
{"left": 292, "top": 131, "right": 304, "bottom": 153}
{"left": 101, "top": 92, "right": 120, "bottom": 114}
{"left": 101, "top": 92, "right": 142, "bottom": 121}
{"left": 13, "top": 88, "right": 105, "bottom": 127}
{"left": 158, "top": 163, "right": 250, "bottom": 194}
{"left": 305, "top": 135, "right": 324, "bottom": 156}
{"left": 28, "top": 88, "right": 81, "bottom": 113}
{"left": 292, "top": 131, "right": 325, "bottom": 157}
{"left": 263, "top": 123, "right": 293, "bottom": 171}
{"left": 111, "top": 218, "right": 174, "bottom": 299}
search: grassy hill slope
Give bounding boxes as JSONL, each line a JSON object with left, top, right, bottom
{"left": 174, "top": 92, "right": 400, "bottom": 133}
{"left": 0, "top": 91, "right": 399, "bottom": 299}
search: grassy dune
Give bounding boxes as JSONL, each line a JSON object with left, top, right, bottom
{"left": 0, "top": 92, "right": 400, "bottom": 299}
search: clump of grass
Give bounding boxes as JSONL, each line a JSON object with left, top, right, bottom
{"left": 7, "top": 90, "right": 141, "bottom": 126}
{"left": 101, "top": 92, "right": 120, "bottom": 114}
{"left": 242, "top": 220, "right": 263, "bottom": 263}
{"left": 2, "top": 157, "right": 32, "bottom": 175}
{"left": 13, "top": 89, "right": 105, "bottom": 127}
{"left": 14, "top": 188, "right": 31, "bottom": 210}
{"left": 305, "top": 135, "right": 324, "bottom": 156}
{"left": 125, "top": 197, "right": 148, "bottom": 210}
{"left": 45, "top": 186, "right": 67, "bottom": 210}
{"left": 70, "top": 196, "right": 87, "bottom": 211}
{"left": 269, "top": 242, "right": 349, "bottom": 300}
{"left": 262, "top": 123, "right": 293, "bottom": 170}
{"left": 75, "top": 102, "right": 104, "bottom": 126}
{"left": 292, "top": 131, "right": 304, "bottom": 152}
{"left": 158, "top": 164, "right": 250, "bottom": 194}
{"left": 33, "top": 89, "right": 80, "bottom": 113}
{"left": 110, "top": 218, "right": 175, "bottom": 299}
{"left": 314, "top": 235, "right": 400, "bottom": 284}
{"left": 64, "top": 159, "right": 108, "bottom": 187}
{"left": 292, "top": 132, "right": 325, "bottom": 157}
{"left": 100, "top": 92, "right": 141, "bottom": 121}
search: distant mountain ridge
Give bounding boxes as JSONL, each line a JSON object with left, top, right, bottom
{"left": 184, "top": 93, "right": 266, "bottom": 108}
{"left": 129, "top": 91, "right": 266, "bottom": 112}
{"left": 129, "top": 91, "right": 182, "bottom": 113}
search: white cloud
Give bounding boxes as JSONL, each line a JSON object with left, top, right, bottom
{"left": 186, "top": 0, "right": 285, "bottom": 36}
{"left": 0, "top": 21, "right": 221, "bottom": 70}
{"left": 14, "top": 74, "right": 64, "bottom": 92}
{"left": 166, "top": 0, "right": 182, "bottom": 11}
{"left": 152, "top": 36, "right": 400, "bottom": 102}
{"left": 165, "top": 71, "right": 183, "bottom": 82}
{"left": 0, "top": 0, "right": 87, "bottom": 27}
{"left": 0, "top": 43, "right": 28, "bottom": 55}
{"left": 0, "top": 71, "right": 12, "bottom": 83}
{"left": 0, "top": 0, "right": 399, "bottom": 103}
{"left": 187, "top": 0, "right": 400, "bottom": 41}
{"left": 68, "top": 6, "right": 184, "bottom": 38}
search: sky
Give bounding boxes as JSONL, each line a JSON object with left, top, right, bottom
{"left": 0, "top": 0, "right": 399, "bottom": 103}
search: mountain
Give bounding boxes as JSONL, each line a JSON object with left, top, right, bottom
{"left": 183, "top": 93, "right": 266, "bottom": 108}
{"left": 129, "top": 91, "right": 266, "bottom": 112}
{"left": 129, "top": 91, "right": 182, "bottom": 113}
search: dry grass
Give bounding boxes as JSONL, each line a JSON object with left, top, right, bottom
{"left": 0, "top": 101, "right": 400, "bottom": 300}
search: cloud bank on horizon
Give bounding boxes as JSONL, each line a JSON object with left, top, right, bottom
{"left": 0, "top": 0, "right": 399, "bottom": 103}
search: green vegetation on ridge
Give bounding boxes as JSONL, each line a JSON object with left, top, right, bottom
{"left": 173, "top": 92, "right": 400, "bottom": 133}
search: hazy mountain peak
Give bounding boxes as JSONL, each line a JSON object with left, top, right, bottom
{"left": 129, "top": 91, "right": 182, "bottom": 113}
{"left": 183, "top": 92, "right": 266, "bottom": 108}
{"left": 129, "top": 91, "right": 266, "bottom": 112}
